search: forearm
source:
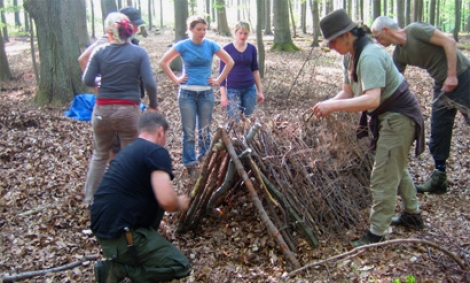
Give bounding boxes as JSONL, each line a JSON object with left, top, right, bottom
{"left": 444, "top": 44, "right": 458, "bottom": 77}
{"left": 253, "top": 70, "right": 263, "bottom": 92}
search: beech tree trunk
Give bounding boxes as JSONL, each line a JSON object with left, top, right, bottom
{"left": 24, "top": 0, "right": 88, "bottom": 105}
{"left": 0, "top": 26, "right": 11, "bottom": 81}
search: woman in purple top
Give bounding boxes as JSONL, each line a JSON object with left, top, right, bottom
{"left": 220, "top": 21, "right": 265, "bottom": 121}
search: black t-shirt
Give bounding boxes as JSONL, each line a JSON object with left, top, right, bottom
{"left": 90, "top": 138, "right": 174, "bottom": 239}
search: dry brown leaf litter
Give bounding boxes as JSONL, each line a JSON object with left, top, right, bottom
{"left": 0, "top": 32, "right": 469, "bottom": 282}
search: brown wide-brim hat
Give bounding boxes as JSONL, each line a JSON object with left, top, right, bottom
{"left": 320, "top": 9, "right": 360, "bottom": 42}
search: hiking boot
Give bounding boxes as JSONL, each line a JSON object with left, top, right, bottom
{"left": 94, "top": 260, "right": 127, "bottom": 283}
{"left": 391, "top": 212, "right": 424, "bottom": 230}
{"left": 351, "top": 230, "right": 385, "bottom": 248}
{"left": 416, "top": 169, "right": 447, "bottom": 194}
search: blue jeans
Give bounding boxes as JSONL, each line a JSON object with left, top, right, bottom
{"left": 178, "top": 89, "right": 214, "bottom": 167}
{"left": 226, "top": 85, "right": 257, "bottom": 121}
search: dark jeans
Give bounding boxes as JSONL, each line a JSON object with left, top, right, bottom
{"left": 430, "top": 67, "right": 470, "bottom": 161}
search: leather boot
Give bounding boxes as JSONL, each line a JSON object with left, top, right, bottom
{"left": 391, "top": 212, "right": 424, "bottom": 230}
{"left": 416, "top": 169, "right": 447, "bottom": 194}
{"left": 351, "top": 230, "right": 385, "bottom": 248}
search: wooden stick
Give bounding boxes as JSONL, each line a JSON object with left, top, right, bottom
{"left": 220, "top": 128, "right": 301, "bottom": 270}
{"left": 2, "top": 254, "right": 100, "bottom": 282}
{"left": 287, "top": 238, "right": 467, "bottom": 277}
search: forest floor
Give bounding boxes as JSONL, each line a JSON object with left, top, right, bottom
{"left": 1, "top": 30, "right": 470, "bottom": 283}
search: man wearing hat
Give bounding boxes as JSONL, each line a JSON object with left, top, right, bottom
{"left": 312, "top": 9, "right": 425, "bottom": 247}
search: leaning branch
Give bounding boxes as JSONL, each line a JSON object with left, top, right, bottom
{"left": 287, "top": 238, "right": 467, "bottom": 277}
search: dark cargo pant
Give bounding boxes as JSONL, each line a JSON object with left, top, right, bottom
{"left": 98, "top": 226, "right": 190, "bottom": 283}
{"left": 430, "top": 67, "right": 470, "bottom": 161}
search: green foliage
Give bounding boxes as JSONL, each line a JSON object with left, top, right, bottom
{"left": 393, "top": 275, "right": 416, "bottom": 283}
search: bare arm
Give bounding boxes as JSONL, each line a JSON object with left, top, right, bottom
{"left": 252, "top": 70, "right": 264, "bottom": 103}
{"left": 312, "top": 87, "right": 381, "bottom": 118}
{"left": 429, "top": 29, "right": 458, "bottom": 92}
{"left": 78, "top": 47, "right": 93, "bottom": 72}
{"left": 151, "top": 171, "right": 189, "bottom": 212}
{"left": 209, "top": 48, "right": 234, "bottom": 86}
{"left": 158, "top": 47, "right": 188, "bottom": 85}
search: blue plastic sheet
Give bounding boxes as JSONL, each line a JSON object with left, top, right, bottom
{"left": 64, "top": 94, "right": 96, "bottom": 121}
{"left": 65, "top": 94, "right": 147, "bottom": 121}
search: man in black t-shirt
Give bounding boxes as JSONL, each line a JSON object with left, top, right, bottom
{"left": 91, "top": 112, "right": 190, "bottom": 283}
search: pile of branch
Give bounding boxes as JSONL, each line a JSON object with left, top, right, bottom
{"left": 178, "top": 113, "right": 374, "bottom": 268}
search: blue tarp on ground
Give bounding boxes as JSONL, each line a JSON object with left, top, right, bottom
{"left": 64, "top": 94, "right": 96, "bottom": 121}
{"left": 65, "top": 94, "right": 146, "bottom": 122}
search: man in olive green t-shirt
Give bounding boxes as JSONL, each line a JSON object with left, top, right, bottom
{"left": 371, "top": 17, "right": 470, "bottom": 194}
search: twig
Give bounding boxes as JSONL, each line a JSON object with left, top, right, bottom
{"left": 2, "top": 254, "right": 100, "bottom": 282}
{"left": 287, "top": 238, "right": 467, "bottom": 277}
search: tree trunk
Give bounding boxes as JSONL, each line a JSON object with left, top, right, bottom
{"left": 288, "top": 0, "right": 297, "bottom": 38}
{"left": 300, "top": 0, "right": 306, "bottom": 34}
{"left": 171, "top": 0, "right": 188, "bottom": 72}
{"left": 352, "top": 0, "right": 359, "bottom": 21}
{"left": 148, "top": 0, "right": 153, "bottom": 30}
{"left": 216, "top": 0, "right": 231, "bottom": 36}
{"left": 454, "top": 0, "right": 461, "bottom": 41}
{"left": 174, "top": 0, "right": 188, "bottom": 41}
{"left": 372, "top": 0, "right": 381, "bottom": 19}
{"left": 205, "top": 0, "right": 211, "bottom": 29}
{"left": 0, "top": 0, "right": 9, "bottom": 42}
{"left": 24, "top": 0, "right": 88, "bottom": 105}
{"left": 0, "top": 25, "right": 11, "bottom": 81}
{"left": 13, "top": 0, "right": 21, "bottom": 27}
{"left": 90, "top": 0, "right": 95, "bottom": 38}
{"left": 264, "top": 0, "right": 273, "bottom": 35}
{"left": 24, "top": 10, "right": 30, "bottom": 32}
{"left": 77, "top": 0, "right": 89, "bottom": 52}
{"left": 117, "top": 0, "right": 122, "bottom": 9}
{"left": 413, "top": 0, "right": 423, "bottom": 22}
{"left": 256, "top": 0, "right": 266, "bottom": 78}
{"left": 100, "top": 0, "right": 118, "bottom": 21}
{"left": 429, "top": 0, "right": 436, "bottom": 25}
{"left": 272, "top": 0, "right": 299, "bottom": 51}
{"left": 127, "top": 0, "right": 132, "bottom": 6}
{"left": 396, "top": 0, "right": 405, "bottom": 27}
{"left": 405, "top": 0, "right": 410, "bottom": 25}
{"left": 309, "top": 0, "right": 320, "bottom": 47}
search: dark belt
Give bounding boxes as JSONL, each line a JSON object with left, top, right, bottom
{"left": 124, "top": 227, "right": 140, "bottom": 266}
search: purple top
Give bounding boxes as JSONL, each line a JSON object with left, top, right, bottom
{"left": 220, "top": 42, "right": 259, "bottom": 89}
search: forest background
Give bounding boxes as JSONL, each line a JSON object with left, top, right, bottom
{"left": 1, "top": 0, "right": 470, "bottom": 282}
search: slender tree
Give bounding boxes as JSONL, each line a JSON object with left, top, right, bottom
{"left": 205, "top": 0, "right": 211, "bottom": 29}
{"left": 77, "top": 0, "right": 89, "bottom": 52}
{"left": 288, "top": 0, "right": 297, "bottom": 38}
{"left": 429, "top": 0, "right": 436, "bottom": 25}
{"left": 372, "top": 0, "right": 381, "bottom": 19}
{"left": 13, "top": 0, "right": 21, "bottom": 27}
{"left": 454, "top": 0, "right": 462, "bottom": 41}
{"left": 413, "top": 0, "right": 423, "bottom": 22}
{"left": 148, "top": 0, "right": 152, "bottom": 30}
{"left": 300, "top": 0, "right": 307, "bottom": 34}
{"left": 24, "top": 0, "right": 88, "bottom": 105}
{"left": 90, "top": 0, "right": 95, "bottom": 38}
{"left": 0, "top": 25, "right": 11, "bottom": 81}
{"left": 159, "top": 0, "right": 163, "bottom": 29}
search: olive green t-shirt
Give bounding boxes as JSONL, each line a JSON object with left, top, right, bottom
{"left": 393, "top": 22, "right": 470, "bottom": 84}
{"left": 343, "top": 43, "right": 404, "bottom": 107}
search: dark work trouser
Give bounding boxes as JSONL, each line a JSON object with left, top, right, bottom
{"left": 98, "top": 226, "right": 190, "bottom": 283}
{"left": 430, "top": 67, "right": 470, "bottom": 161}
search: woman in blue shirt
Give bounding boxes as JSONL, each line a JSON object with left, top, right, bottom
{"left": 159, "top": 15, "right": 234, "bottom": 176}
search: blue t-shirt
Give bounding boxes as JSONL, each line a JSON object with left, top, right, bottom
{"left": 174, "top": 38, "right": 221, "bottom": 86}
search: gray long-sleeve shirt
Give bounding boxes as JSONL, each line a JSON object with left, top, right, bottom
{"left": 83, "top": 43, "right": 157, "bottom": 108}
